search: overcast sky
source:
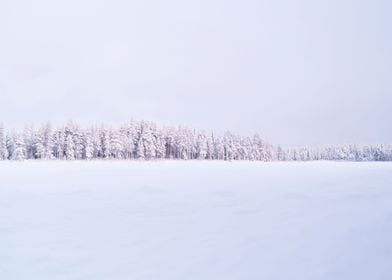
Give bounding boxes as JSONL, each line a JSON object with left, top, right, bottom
{"left": 0, "top": 0, "right": 391, "bottom": 146}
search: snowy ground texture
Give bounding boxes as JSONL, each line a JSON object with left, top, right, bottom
{"left": 1, "top": 161, "right": 392, "bottom": 280}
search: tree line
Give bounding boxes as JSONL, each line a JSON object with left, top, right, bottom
{"left": 0, "top": 121, "right": 391, "bottom": 161}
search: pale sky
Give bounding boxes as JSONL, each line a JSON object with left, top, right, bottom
{"left": 0, "top": 0, "right": 391, "bottom": 146}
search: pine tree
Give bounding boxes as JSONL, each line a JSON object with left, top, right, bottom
{"left": 101, "top": 129, "right": 111, "bottom": 159}
{"left": 83, "top": 129, "right": 94, "bottom": 160}
{"left": 196, "top": 133, "right": 207, "bottom": 160}
{"left": 42, "top": 123, "right": 54, "bottom": 159}
{"left": 65, "top": 133, "right": 75, "bottom": 160}
{"left": 12, "top": 133, "right": 26, "bottom": 160}
{"left": 110, "top": 129, "right": 124, "bottom": 159}
{"left": 0, "top": 120, "right": 391, "bottom": 162}
{"left": 53, "top": 129, "right": 65, "bottom": 159}
{"left": 0, "top": 123, "right": 8, "bottom": 160}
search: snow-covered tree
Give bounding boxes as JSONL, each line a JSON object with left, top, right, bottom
{"left": 53, "top": 128, "right": 65, "bottom": 159}
{"left": 196, "top": 133, "right": 208, "bottom": 160}
{"left": 65, "top": 133, "right": 75, "bottom": 160}
{"left": 0, "top": 123, "right": 8, "bottom": 160}
{"left": 12, "top": 133, "right": 26, "bottom": 160}
{"left": 42, "top": 123, "right": 54, "bottom": 159}
{"left": 0, "top": 121, "right": 390, "bottom": 162}
{"left": 83, "top": 129, "right": 94, "bottom": 160}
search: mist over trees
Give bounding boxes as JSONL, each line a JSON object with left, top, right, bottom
{"left": 0, "top": 121, "right": 391, "bottom": 161}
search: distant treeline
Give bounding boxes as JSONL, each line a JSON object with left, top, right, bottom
{"left": 0, "top": 121, "right": 391, "bottom": 161}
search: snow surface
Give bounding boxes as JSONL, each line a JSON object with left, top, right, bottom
{"left": 1, "top": 161, "right": 392, "bottom": 280}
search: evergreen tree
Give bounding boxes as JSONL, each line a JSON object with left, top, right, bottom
{"left": 0, "top": 120, "right": 390, "bottom": 161}
{"left": 65, "top": 133, "right": 75, "bottom": 160}
{"left": 0, "top": 123, "right": 8, "bottom": 160}
{"left": 12, "top": 133, "right": 26, "bottom": 160}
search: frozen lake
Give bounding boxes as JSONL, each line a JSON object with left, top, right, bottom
{"left": 1, "top": 161, "right": 392, "bottom": 280}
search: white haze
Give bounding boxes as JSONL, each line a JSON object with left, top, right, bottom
{"left": 0, "top": 0, "right": 391, "bottom": 146}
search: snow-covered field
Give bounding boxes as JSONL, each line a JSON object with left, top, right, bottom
{"left": 1, "top": 161, "right": 392, "bottom": 280}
